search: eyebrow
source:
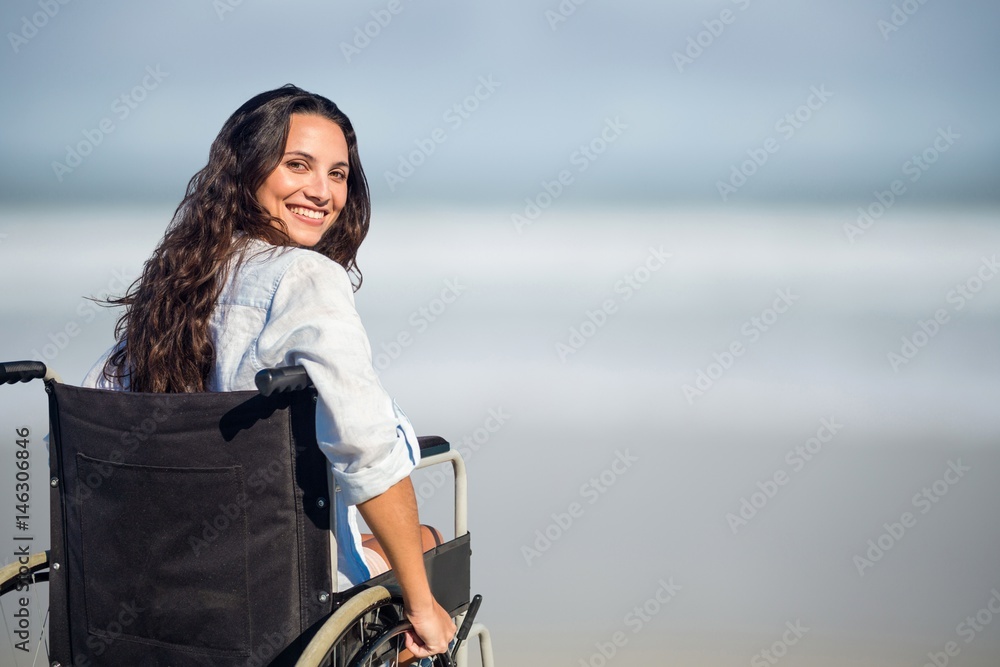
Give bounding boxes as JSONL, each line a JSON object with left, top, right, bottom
{"left": 283, "top": 151, "right": 349, "bottom": 169}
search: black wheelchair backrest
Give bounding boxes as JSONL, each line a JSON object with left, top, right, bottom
{"left": 46, "top": 381, "right": 333, "bottom": 666}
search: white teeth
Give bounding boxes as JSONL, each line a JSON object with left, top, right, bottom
{"left": 288, "top": 206, "right": 324, "bottom": 220}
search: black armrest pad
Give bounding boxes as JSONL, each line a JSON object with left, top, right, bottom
{"left": 417, "top": 436, "right": 450, "bottom": 457}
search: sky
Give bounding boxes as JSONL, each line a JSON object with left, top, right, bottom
{"left": 0, "top": 0, "right": 998, "bottom": 207}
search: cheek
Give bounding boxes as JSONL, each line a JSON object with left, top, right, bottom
{"left": 259, "top": 172, "right": 292, "bottom": 203}
{"left": 256, "top": 181, "right": 277, "bottom": 209}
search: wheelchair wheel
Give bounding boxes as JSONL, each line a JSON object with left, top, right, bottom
{"left": 298, "top": 585, "right": 450, "bottom": 667}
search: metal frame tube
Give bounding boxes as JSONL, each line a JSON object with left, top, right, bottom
{"left": 415, "top": 449, "right": 491, "bottom": 667}
{"left": 415, "top": 449, "right": 468, "bottom": 537}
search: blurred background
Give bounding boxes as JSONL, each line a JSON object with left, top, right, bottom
{"left": 1, "top": 1, "right": 999, "bottom": 665}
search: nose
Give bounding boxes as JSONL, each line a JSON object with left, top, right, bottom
{"left": 302, "top": 170, "right": 331, "bottom": 205}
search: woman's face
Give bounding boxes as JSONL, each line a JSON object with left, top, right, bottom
{"left": 256, "top": 113, "right": 350, "bottom": 247}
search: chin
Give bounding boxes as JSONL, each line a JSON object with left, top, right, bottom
{"left": 292, "top": 236, "right": 322, "bottom": 248}
{"left": 286, "top": 225, "right": 326, "bottom": 248}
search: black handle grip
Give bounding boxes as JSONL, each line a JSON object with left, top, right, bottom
{"left": 0, "top": 361, "right": 47, "bottom": 385}
{"left": 254, "top": 365, "right": 313, "bottom": 397}
{"left": 450, "top": 594, "right": 483, "bottom": 663}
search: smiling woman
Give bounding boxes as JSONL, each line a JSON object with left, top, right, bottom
{"left": 256, "top": 114, "right": 351, "bottom": 247}
{"left": 94, "top": 85, "right": 372, "bottom": 393}
{"left": 80, "top": 84, "right": 457, "bottom": 660}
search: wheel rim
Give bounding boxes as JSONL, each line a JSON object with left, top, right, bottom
{"left": 347, "top": 622, "right": 409, "bottom": 666}
{"left": 336, "top": 599, "right": 448, "bottom": 667}
{"left": 335, "top": 597, "right": 404, "bottom": 666}
{"left": 298, "top": 585, "right": 449, "bottom": 667}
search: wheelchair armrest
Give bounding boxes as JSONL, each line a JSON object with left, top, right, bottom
{"left": 417, "top": 435, "right": 450, "bottom": 458}
{"left": 414, "top": 440, "right": 468, "bottom": 537}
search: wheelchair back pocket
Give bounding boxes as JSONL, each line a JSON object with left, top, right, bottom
{"left": 77, "top": 453, "right": 252, "bottom": 657}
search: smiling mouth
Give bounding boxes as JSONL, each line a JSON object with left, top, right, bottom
{"left": 287, "top": 205, "right": 326, "bottom": 220}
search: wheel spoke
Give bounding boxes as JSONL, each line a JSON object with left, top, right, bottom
{"left": 300, "top": 586, "right": 447, "bottom": 667}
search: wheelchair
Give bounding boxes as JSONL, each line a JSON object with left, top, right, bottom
{"left": 0, "top": 361, "right": 494, "bottom": 667}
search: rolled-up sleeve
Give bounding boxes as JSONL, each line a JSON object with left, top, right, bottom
{"left": 256, "top": 253, "right": 419, "bottom": 506}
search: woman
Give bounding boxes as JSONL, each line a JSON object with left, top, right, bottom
{"left": 83, "top": 84, "right": 455, "bottom": 659}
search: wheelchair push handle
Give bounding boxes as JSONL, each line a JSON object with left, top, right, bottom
{"left": 254, "top": 365, "right": 314, "bottom": 397}
{"left": 0, "top": 360, "right": 48, "bottom": 385}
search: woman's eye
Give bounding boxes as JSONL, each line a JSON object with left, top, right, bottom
{"left": 331, "top": 170, "right": 347, "bottom": 180}
{"left": 287, "top": 160, "right": 306, "bottom": 170}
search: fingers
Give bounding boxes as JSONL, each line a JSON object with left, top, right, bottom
{"left": 406, "top": 618, "right": 454, "bottom": 655}
{"left": 406, "top": 600, "right": 456, "bottom": 656}
{"left": 404, "top": 630, "right": 435, "bottom": 658}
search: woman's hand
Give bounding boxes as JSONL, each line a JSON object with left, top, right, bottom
{"left": 404, "top": 599, "right": 457, "bottom": 658}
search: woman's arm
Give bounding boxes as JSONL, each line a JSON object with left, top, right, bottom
{"left": 357, "top": 476, "right": 456, "bottom": 657}
{"left": 261, "top": 251, "right": 455, "bottom": 653}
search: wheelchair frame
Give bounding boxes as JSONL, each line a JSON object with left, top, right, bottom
{"left": 0, "top": 361, "right": 493, "bottom": 667}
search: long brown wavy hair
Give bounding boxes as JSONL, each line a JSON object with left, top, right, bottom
{"left": 103, "top": 85, "right": 371, "bottom": 392}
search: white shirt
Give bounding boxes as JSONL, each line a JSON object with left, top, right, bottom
{"left": 83, "top": 238, "right": 420, "bottom": 590}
